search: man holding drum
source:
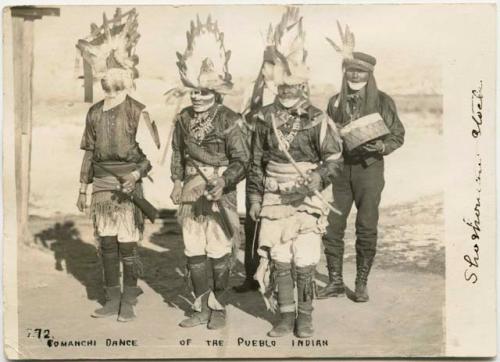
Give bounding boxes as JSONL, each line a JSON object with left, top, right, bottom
{"left": 318, "top": 24, "right": 405, "bottom": 302}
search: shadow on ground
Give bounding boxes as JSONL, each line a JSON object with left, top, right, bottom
{"left": 33, "top": 193, "right": 444, "bottom": 328}
{"left": 143, "top": 216, "right": 274, "bottom": 323}
{"left": 34, "top": 215, "right": 274, "bottom": 324}
{"left": 34, "top": 220, "right": 104, "bottom": 304}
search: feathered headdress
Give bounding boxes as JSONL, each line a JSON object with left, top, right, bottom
{"left": 175, "top": 15, "right": 233, "bottom": 94}
{"left": 327, "top": 21, "right": 380, "bottom": 125}
{"left": 76, "top": 8, "right": 140, "bottom": 82}
{"left": 261, "top": 7, "right": 309, "bottom": 87}
{"left": 326, "top": 21, "right": 376, "bottom": 72}
{"left": 326, "top": 21, "right": 355, "bottom": 61}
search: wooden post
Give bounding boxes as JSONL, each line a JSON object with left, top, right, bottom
{"left": 83, "top": 58, "right": 93, "bottom": 103}
{"left": 12, "top": 16, "right": 34, "bottom": 243}
{"left": 11, "top": 6, "right": 60, "bottom": 243}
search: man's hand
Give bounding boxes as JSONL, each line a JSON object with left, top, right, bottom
{"left": 362, "top": 140, "right": 385, "bottom": 154}
{"left": 76, "top": 193, "right": 87, "bottom": 212}
{"left": 249, "top": 203, "right": 262, "bottom": 221}
{"left": 170, "top": 180, "right": 182, "bottom": 205}
{"left": 306, "top": 171, "right": 322, "bottom": 194}
{"left": 206, "top": 177, "right": 225, "bottom": 201}
{"left": 121, "top": 172, "right": 139, "bottom": 194}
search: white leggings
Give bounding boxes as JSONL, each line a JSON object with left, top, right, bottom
{"left": 182, "top": 217, "right": 233, "bottom": 258}
{"left": 269, "top": 233, "right": 321, "bottom": 267}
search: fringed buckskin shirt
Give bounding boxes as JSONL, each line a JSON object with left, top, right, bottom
{"left": 79, "top": 95, "right": 152, "bottom": 183}
{"left": 170, "top": 104, "right": 250, "bottom": 191}
{"left": 247, "top": 101, "right": 344, "bottom": 205}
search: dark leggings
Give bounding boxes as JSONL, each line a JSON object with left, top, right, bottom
{"left": 100, "top": 237, "right": 142, "bottom": 287}
{"left": 100, "top": 236, "right": 120, "bottom": 287}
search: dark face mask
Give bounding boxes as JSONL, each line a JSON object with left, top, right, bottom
{"left": 277, "top": 84, "right": 305, "bottom": 108}
{"left": 277, "top": 84, "right": 303, "bottom": 99}
{"left": 345, "top": 69, "right": 369, "bottom": 82}
{"left": 190, "top": 88, "right": 216, "bottom": 112}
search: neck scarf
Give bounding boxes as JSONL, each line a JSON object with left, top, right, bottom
{"left": 103, "top": 92, "right": 127, "bottom": 111}
{"left": 189, "top": 103, "right": 219, "bottom": 144}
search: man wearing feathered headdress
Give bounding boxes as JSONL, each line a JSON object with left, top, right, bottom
{"left": 168, "top": 16, "right": 249, "bottom": 330}
{"left": 76, "top": 9, "right": 154, "bottom": 322}
{"left": 247, "top": 7, "right": 343, "bottom": 338}
{"left": 317, "top": 23, "right": 405, "bottom": 302}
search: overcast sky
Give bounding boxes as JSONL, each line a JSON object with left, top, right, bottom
{"left": 29, "top": 4, "right": 490, "bottom": 99}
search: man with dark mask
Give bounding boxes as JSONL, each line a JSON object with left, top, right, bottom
{"left": 318, "top": 26, "right": 405, "bottom": 302}
{"left": 169, "top": 16, "right": 249, "bottom": 330}
{"left": 248, "top": 8, "right": 343, "bottom": 338}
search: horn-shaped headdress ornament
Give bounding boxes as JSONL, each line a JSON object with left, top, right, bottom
{"left": 175, "top": 15, "right": 233, "bottom": 94}
{"left": 160, "top": 15, "right": 233, "bottom": 166}
{"left": 326, "top": 21, "right": 376, "bottom": 72}
{"left": 261, "top": 6, "right": 309, "bottom": 87}
{"left": 326, "top": 21, "right": 355, "bottom": 61}
{"left": 76, "top": 8, "right": 140, "bottom": 82}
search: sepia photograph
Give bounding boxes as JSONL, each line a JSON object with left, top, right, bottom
{"left": 2, "top": 2, "right": 497, "bottom": 359}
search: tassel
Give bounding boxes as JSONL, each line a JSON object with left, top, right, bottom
{"left": 132, "top": 248, "right": 144, "bottom": 278}
{"left": 207, "top": 291, "right": 224, "bottom": 311}
{"left": 74, "top": 47, "right": 82, "bottom": 80}
{"left": 267, "top": 262, "right": 279, "bottom": 313}
{"left": 303, "top": 278, "right": 311, "bottom": 302}
{"left": 122, "top": 253, "right": 144, "bottom": 278}
{"left": 229, "top": 239, "right": 239, "bottom": 273}
{"left": 134, "top": 258, "right": 144, "bottom": 278}
{"left": 192, "top": 291, "right": 209, "bottom": 312}
{"left": 184, "top": 263, "right": 192, "bottom": 293}
{"left": 298, "top": 267, "right": 315, "bottom": 302}
{"left": 256, "top": 258, "right": 278, "bottom": 313}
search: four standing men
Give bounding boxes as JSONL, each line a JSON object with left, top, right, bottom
{"left": 77, "top": 9, "right": 404, "bottom": 336}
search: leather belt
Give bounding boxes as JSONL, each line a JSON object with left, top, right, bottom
{"left": 185, "top": 165, "right": 227, "bottom": 178}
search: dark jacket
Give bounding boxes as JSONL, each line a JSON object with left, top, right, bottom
{"left": 327, "top": 91, "right": 405, "bottom": 166}
{"left": 170, "top": 103, "right": 249, "bottom": 190}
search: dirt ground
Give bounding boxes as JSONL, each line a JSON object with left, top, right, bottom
{"left": 16, "top": 193, "right": 444, "bottom": 359}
